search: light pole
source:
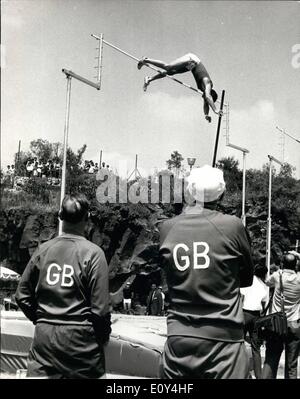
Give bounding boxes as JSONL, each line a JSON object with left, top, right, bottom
{"left": 266, "top": 155, "right": 283, "bottom": 276}
{"left": 187, "top": 157, "right": 196, "bottom": 171}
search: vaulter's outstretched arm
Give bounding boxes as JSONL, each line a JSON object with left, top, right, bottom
{"left": 203, "top": 83, "right": 220, "bottom": 115}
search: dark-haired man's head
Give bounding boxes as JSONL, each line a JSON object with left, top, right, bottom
{"left": 254, "top": 264, "right": 268, "bottom": 280}
{"left": 59, "top": 194, "right": 90, "bottom": 235}
{"left": 282, "top": 253, "right": 297, "bottom": 271}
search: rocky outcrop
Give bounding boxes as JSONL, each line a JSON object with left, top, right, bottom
{"left": 0, "top": 196, "right": 297, "bottom": 303}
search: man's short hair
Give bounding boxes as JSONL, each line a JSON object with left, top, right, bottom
{"left": 282, "top": 253, "right": 297, "bottom": 270}
{"left": 254, "top": 264, "right": 268, "bottom": 280}
{"left": 59, "top": 194, "right": 90, "bottom": 224}
{"left": 211, "top": 89, "right": 218, "bottom": 103}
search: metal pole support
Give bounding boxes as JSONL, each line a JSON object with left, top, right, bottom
{"left": 59, "top": 75, "right": 72, "bottom": 236}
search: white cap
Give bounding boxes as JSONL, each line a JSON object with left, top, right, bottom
{"left": 186, "top": 165, "right": 226, "bottom": 203}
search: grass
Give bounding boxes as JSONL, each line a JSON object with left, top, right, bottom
{"left": 1, "top": 188, "right": 59, "bottom": 213}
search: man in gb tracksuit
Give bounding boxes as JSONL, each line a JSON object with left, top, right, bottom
{"left": 159, "top": 165, "right": 254, "bottom": 379}
{"left": 16, "top": 194, "right": 111, "bottom": 378}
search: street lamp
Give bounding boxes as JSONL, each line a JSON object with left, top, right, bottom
{"left": 187, "top": 157, "right": 196, "bottom": 171}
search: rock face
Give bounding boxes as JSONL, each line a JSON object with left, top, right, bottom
{"left": 0, "top": 197, "right": 297, "bottom": 305}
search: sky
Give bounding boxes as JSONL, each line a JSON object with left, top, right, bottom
{"left": 1, "top": 0, "right": 300, "bottom": 178}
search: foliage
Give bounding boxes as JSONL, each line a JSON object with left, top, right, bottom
{"left": 29, "top": 139, "right": 62, "bottom": 163}
{"left": 22, "top": 178, "right": 60, "bottom": 206}
{"left": 66, "top": 144, "right": 87, "bottom": 178}
{"left": 166, "top": 150, "right": 184, "bottom": 176}
{"left": 14, "top": 151, "right": 32, "bottom": 176}
{"left": 216, "top": 156, "right": 242, "bottom": 193}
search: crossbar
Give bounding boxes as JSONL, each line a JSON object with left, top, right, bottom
{"left": 91, "top": 34, "right": 226, "bottom": 105}
{"left": 276, "top": 126, "right": 300, "bottom": 144}
{"left": 62, "top": 69, "right": 100, "bottom": 90}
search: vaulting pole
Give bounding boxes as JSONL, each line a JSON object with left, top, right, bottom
{"left": 212, "top": 90, "right": 225, "bottom": 167}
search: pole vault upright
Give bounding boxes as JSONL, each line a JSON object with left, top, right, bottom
{"left": 223, "top": 101, "right": 249, "bottom": 226}
{"left": 59, "top": 68, "right": 101, "bottom": 235}
{"left": 266, "top": 155, "right": 283, "bottom": 276}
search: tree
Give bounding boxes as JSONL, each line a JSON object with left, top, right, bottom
{"left": 14, "top": 150, "right": 32, "bottom": 175}
{"left": 278, "top": 162, "right": 296, "bottom": 179}
{"left": 216, "top": 156, "right": 242, "bottom": 193}
{"left": 30, "top": 139, "right": 54, "bottom": 163}
{"left": 66, "top": 144, "right": 87, "bottom": 177}
{"left": 166, "top": 151, "right": 184, "bottom": 177}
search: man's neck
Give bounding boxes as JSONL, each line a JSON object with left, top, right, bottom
{"left": 183, "top": 201, "right": 218, "bottom": 215}
{"left": 62, "top": 223, "right": 86, "bottom": 237}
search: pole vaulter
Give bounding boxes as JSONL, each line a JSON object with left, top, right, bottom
{"left": 92, "top": 34, "right": 226, "bottom": 166}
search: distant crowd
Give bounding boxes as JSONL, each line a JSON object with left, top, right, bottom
{"left": 1, "top": 158, "right": 112, "bottom": 188}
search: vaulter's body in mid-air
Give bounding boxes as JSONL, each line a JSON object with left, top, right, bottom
{"left": 137, "top": 53, "right": 222, "bottom": 123}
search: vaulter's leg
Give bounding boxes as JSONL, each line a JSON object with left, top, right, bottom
{"left": 143, "top": 72, "right": 167, "bottom": 91}
{"left": 137, "top": 57, "right": 169, "bottom": 70}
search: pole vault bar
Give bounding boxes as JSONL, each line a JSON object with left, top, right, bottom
{"left": 276, "top": 126, "right": 300, "bottom": 144}
{"left": 62, "top": 69, "right": 100, "bottom": 90}
{"left": 91, "top": 34, "right": 227, "bottom": 105}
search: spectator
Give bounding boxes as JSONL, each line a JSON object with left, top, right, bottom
{"left": 146, "top": 283, "right": 163, "bottom": 316}
{"left": 123, "top": 282, "right": 133, "bottom": 314}
{"left": 241, "top": 264, "right": 269, "bottom": 379}
{"left": 94, "top": 163, "right": 99, "bottom": 174}
{"left": 16, "top": 193, "right": 111, "bottom": 378}
{"left": 262, "top": 252, "right": 300, "bottom": 379}
{"left": 33, "top": 162, "right": 39, "bottom": 177}
{"left": 88, "top": 161, "right": 95, "bottom": 174}
{"left": 36, "top": 162, "right": 42, "bottom": 177}
{"left": 26, "top": 160, "right": 34, "bottom": 177}
{"left": 54, "top": 160, "right": 61, "bottom": 178}
{"left": 158, "top": 286, "right": 165, "bottom": 315}
{"left": 159, "top": 165, "right": 253, "bottom": 379}
{"left": 5, "top": 165, "right": 13, "bottom": 187}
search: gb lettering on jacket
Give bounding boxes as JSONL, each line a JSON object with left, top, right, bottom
{"left": 46, "top": 263, "right": 75, "bottom": 287}
{"left": 173, "top": 242, "right": 210, "bottom": 271}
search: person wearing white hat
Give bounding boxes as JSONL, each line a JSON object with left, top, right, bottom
{"left": 159, "top": 165, "right": 254, "bottom": 379}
